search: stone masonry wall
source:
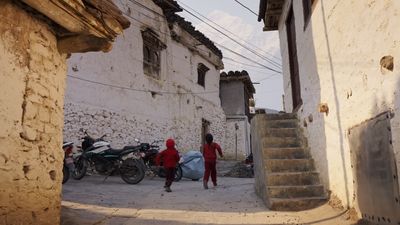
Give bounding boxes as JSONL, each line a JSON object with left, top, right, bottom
{"left": 0, "top": 1, "right": 67, "bottom": 224}
{"left": 278, "top": 0, "right": 400, "bottom": 210}
{"left": 64, "top": 99, "right": 226, "bottom": 153}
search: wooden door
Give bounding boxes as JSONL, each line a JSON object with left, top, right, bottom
{"left": 286, "top": 6, "right": 302, "bottom": 111}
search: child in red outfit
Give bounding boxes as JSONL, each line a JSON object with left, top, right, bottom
{"left": 156, "top": 139, "right": 180, "bottom": 192}
{"left": 202, "top": 133, "right": 223, "bottom": 189}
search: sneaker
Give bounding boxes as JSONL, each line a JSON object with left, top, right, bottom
{"left": 203, "top": 181, "right": 208, "bottom": 190}
{"left": 213, "top": 182, "right": 217, "bottom": 187}
{"left": 165, "top": 187, "right": 172, "bottom": 192}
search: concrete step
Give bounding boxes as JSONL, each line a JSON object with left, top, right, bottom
{"left": 267, "top": 172, "right": 320, "bottom": 186}
{"left": 264, "top": 113, "right": 297, "bottom": 120}
{"left": 269, "top": 197, "right": 327, "bottom": 211}
{"left": 261, "top": 128, "right": 298, "bottom": 137}
{"left": 267, "top": 185, "right": 325, "bottom": 198}
{"left": 262, "top": 137, "right": 301, "bottom": 148}
{"left": 264, "top": 147, "right": 308, "bottom": 159}
{"left": 264, "top": 119, "right": 298, "bottom": 128}
{"left": 266, "top": 159, "right": 315, "bottom": 172}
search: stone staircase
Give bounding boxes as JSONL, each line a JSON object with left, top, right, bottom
{"left": 261, "top": 113, "right": 326, "bottom": 211}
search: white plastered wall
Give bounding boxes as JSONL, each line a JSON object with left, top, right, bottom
{"left": 278, "top": 0, "right": 400, "bottom": 209}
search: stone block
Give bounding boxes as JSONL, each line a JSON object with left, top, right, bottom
{"left": 23, "top": 101, "right": 38, "bottom": 120}
{"left": 20, "top": 126, "right": 37, "bottom": 141}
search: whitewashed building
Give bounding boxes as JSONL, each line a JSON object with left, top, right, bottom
{"left": 220, "top": 71, "right": 255, "bottom": 160}
{"left": 64, "top": 0, "right": 228, "bottom": 152}
{"left": 259, "top": 0, "right": 400, "bottom": 222}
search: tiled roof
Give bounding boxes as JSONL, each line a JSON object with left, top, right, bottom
{"left": 152, "top": 0, "right": 223, "bottom": 59}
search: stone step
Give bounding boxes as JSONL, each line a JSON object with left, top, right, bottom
{"left": 267, "top": 185, "right": 325, "bottom": 198}
{"left": 262, "top": 137, "right": 301, "bottom": 148}
{"left": 264, "top": 147, "right": 308, "bottom": 159}
{"left": 269, "top": 197, "right": 327, "bottom": 211}
{"left": 264, "top": 113, "right": 297, "bottom": 120}
{"left": 267, "top": 172, "right": 320, "bottom": 186}
{"left": 261, "top": 128, "right": 298, "bottom": 137}
{"left": 264, "top": 119, "right": 298, "bottom": 128}
{"left": 266, "top": 159, "right": 315, "bottom": 172}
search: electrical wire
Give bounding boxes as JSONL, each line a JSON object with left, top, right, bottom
{"left": 177, "top": 0, "right": 282, "bottom": 63}
{"left": 177, "top": 3, "right": 282, "bottom": 71}
{"left": 233, "top": 0, "right": 259, "bottom": 17}
{"left": 67, "top": 75, "right": 219, "bottom": 95}
{"left": 216, "top": 43, "right": 282, "bottom": 73}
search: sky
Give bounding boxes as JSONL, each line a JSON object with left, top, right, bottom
{"left": 177, "top": 0, "right": 283, "bottom": 111}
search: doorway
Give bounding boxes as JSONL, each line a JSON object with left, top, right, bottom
{"left": 201, "top": 119, "right": 210, "bottom": 148}
{"left": 286, "top": 5, "right": 302, "bottom": 111}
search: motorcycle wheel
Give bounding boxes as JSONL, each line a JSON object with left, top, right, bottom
{"left": 73, "top": 158, "right": 88, "bottom": 180}
{"left": 120, "top": 159, "right": 145, "bottom": 184}
{"left": 174, "top": 165, "right": 182, "bottom": 182}
{"left": 62, "top": 165, "right": 70, "bottom": 184}
{"left": 157, "top": 166, "right": 182, "bottom": 182}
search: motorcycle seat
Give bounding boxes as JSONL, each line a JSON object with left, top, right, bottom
{"left": 105, "top": 148, "right": 125, "bottom": 155}
{"left": 123, "top": 146, "right": 137, "bottom": 150}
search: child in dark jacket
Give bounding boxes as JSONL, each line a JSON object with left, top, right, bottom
{"left": 156, "top": 139, "right": 180, "bottom": 192}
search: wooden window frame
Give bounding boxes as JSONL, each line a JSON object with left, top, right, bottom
{"left": 141, "top": 28, "right": 166, "bottom": 79}
{"left": 303, "top": 0, "right": 317, "bottom": 30}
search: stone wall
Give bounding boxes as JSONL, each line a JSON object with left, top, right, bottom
{"left": 278, "top": 0, "right": 400, "bottom": 210}
{"left": 224, "top": 118, "right": 249, "bottom": 160}
{"left": 0, "top": 1, "right": 67, "bottom": 224}
{"left": 63, "top": 0, "right": 227, "bottom": 153}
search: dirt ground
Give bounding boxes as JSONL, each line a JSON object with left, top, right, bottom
{"left": 61, "top": 175, "right": 358, "bottom": 225}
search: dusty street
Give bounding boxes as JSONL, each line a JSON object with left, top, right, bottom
{"left": 61, "top": 175, "right": 356, "bottom": 225}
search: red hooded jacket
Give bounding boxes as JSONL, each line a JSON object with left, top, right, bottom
{"left": 156, "top": 139, "right": 180, "bottom": 168}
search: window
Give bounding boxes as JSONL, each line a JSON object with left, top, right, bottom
{"left": 197, "top": 63, "right": 209, "bottom": 87}
{"left": 303, "top": 0, "right": 316, "bottom": 30}
{"left": 141, "top": 28, "right": 166, "bottom": 79}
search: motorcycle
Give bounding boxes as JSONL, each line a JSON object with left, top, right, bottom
{"left": 72, "top": 132, "right": 146, "bottom": 184}
{"left": 140, "top": 140, "right": 182, "bottom": 182}
{"left": 62, "top": 141, "right": 75, "bottom": 184}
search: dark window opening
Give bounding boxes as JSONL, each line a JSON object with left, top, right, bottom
{"left": 197, "top": 63, "right": 209, "bottom": 87}
{"left": 141, "top": 28, "right": 166, "bottom": 79}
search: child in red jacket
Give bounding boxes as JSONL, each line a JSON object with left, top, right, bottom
{"left": 202, "top": 133, "right": 223, "bottom": 189}
{"left": 156, "top": 139, "right": 180, "bottom": 192}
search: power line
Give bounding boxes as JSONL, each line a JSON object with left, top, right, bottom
{"left": 177, "top": 1, "right": 282, "bottom": 70}
{"left": 181, "top": 6, "right": 281, "bottom": 70}
{"left": 216, "top": 43, "right": 282, "bottom": 73}
{"left": 177, "top": 0, "right": 282, "bottom": 64}
{"left": 224, "top": 57, "right": 275, "bottom": 70}
{"left": 67, "top": 75, "right": 220, "bottom": 95}
{"left": 233, "top": 0, "right": 259, "bottom": 17}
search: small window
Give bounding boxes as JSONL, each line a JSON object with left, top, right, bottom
{"left": 141, "top": 28, "right": 166, "bottom": 79}
{"left": 197, "top": 63, "right": 209, "bottom": 87}
{"left": 303, "top": 0, "right": 316, "bottom": 30}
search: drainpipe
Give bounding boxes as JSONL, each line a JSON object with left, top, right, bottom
{"left": 235, "top": 123, "right": 239, "bottom": 160}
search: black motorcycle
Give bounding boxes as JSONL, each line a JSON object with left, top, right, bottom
{"left": 73, "top": 132, "right": 145, "bottom": 184}
{"left": 140, "top": 140, "right": 182, "bottom": 181}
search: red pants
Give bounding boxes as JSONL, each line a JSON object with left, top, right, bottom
{"left": 165, "top": 167, "right": 175, "bottom": 187}
{"left": 203, "top": 161, "right": 217, "bottom": 184}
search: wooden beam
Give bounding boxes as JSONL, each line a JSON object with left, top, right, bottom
{"left": 20, "top": 0, "right": 123, "bottom": 40}
{"left": 57, "top": 35, "right": 112, "bottom": 53}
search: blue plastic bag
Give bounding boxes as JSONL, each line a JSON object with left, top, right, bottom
{"left": 180, "top": 150, "right": 204, "bottom": 180}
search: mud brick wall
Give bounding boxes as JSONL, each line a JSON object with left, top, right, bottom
{"left": 0, "top": 1, "right": 67, "bottom": 224}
